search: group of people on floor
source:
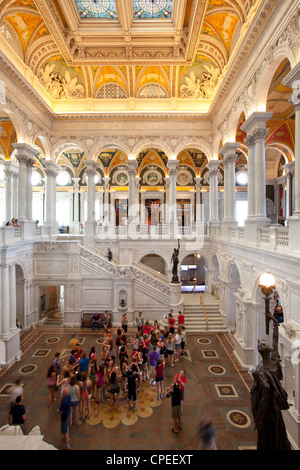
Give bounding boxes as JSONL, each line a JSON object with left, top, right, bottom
{"left": 44, "top": 310, "right": 189, "bottom": 449}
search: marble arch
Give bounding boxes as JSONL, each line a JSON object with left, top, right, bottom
{"left": 91, "top": 143, "right": 130, "bottom": 162}
{"left": 52, "top": 142, "right": 87, "bottom": 163}
{"left": 33, "top": 132, "right": 51, "bottom": 160}
{"left": 256, "top": 54, "right": 293, "bottom": 112}
{"left": 173, "top": 140, "right": 212, "bottom": 162}
{"left": 228, "top": 106, "right": 248, "bottom": 143}
{"left": 0, "top": 102, "right": 25, "bottom": 144}
{"left": 131, "top": 141, "right": 173, "bottom": 161}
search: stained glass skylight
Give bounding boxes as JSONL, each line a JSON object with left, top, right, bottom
{"left": 74, "top": 0, "right": 118, "bottom": 19}
{"left": 133, "top": 0, "right": 173, "bottom": 19}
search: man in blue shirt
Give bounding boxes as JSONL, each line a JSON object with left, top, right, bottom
{"left": 58, "top": 386, "right": 71, "bottom": 449}
{"left": 78, "top": 352, "right": 90, "bottom": 373}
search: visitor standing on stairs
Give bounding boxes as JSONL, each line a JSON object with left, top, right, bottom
{"left": 178, "top": 311, "right": 185, "bottom": 328}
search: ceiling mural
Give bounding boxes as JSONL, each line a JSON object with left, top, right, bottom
{"left": 0, "top": 0, "right": 261, "bottom": 103}
{"left": 179, "top": 55, "right": 220, "bottom": 99}
{"left": 38, "top": 55, "right": 86, "bottom": 99}
{"left": 0, "top": 117, "right": 16, "bottom": 158}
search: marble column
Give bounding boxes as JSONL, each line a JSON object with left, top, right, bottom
{"left": 26, "top": 158, "right": 33, "bottom": 221}
{"left": 3, "top": 161, "right": 15, "bottom": 222}
{"left": 71, "top": 177, "right": 80, "bottom": 233}
{"left": 241, "top": 112, "right": 272, "bottom": 243}
{"left": 85, "top": 160, "right": 98, "bottom": 223}
{"left": 127, "top": 160, "right": 138, "bottom": 223}
{"left": 103, "top": 176, "right": 110, "bottom": 222}
{"left": 44, "top": 161, "right": 59, "bottom": 235}
{"left": 11, "top": 168, "right": 18, "bottom": 220}
{"left": 84, "top": 160, "right": 98, "bottom": 243}
{"left": 1, "top": 263, "right": 10, "bottom": 337}
{"left": 167, "top": 160, "right": 179, "bottom": 234}
{"left": 195, "top": 176, "right": 202, "bottom": 224}
{"left": 244, "top": 134, "right": 256, "bottom": 219}
{"left": 9, "top": 263, "right": 17, "bottom": 332}
{"left": 220, "top": 143, "right": 239, "bottom": 232}
{"left": 283, "top": 66, "right": 300, "bottom": 218}
{"left": 207, "top": 160, "right": 220, "bottom": 227}
{"left": 253, "top": 127, "right": 269, "bottom": 220}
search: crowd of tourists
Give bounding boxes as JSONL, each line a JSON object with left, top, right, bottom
{"left": 6, "top": 309, "right": 216, "bottom": 450}
{"left": 44, "top": 310, "right": 188, "bottom": 448}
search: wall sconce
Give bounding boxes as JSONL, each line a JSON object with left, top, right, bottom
{"left": 259, "top": 272, "right": 275, "bottom": 335}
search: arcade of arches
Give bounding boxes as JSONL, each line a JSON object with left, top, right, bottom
{"left": 0, "top": 0, "right": 300, "bottom": 451}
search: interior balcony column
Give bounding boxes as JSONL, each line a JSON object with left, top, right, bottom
{"left": 25, "top": 158, "right": 33, "bottom": 222}
{"left": 241, "top": 112, "right": 272, "bottom": 242}
{"left": 284, "top": 162, "right": 295, "bottom": 218}
{"left": 71, "top": 177, "right": 80, "bottom": 234}
{"left": 11, "top": 167, "right": 18, "bottom": 220}
{"left": 244, "top": 134, "right": 256, "bottom": 220}
{"left": 127, "top": 160, "right": 138, "bottom": 224}
{"left": 3, "top": 161, "right": 18, "bottom": 223}
{"left": 195, "top": 176, "right": 202, "bottom": 225}
{"left": 84, "top": 160, "right": 98, "bottom": 244}
{"left": 103, "top": 176, "right": 110, "bottom": 223}
{"left": 207, "top": 160, "right": 220, "bottom": 228}
{"left": 167, "top": 159, "right": 179, "bottom": 236}
{"left": 13, "top": 143, "right": 36, "bottom": 224}
{"left": 44, "top": 161, "right": 59, "bottom": 236}
{"left": 220, "top": 143, "right": 239, "bottom": 237}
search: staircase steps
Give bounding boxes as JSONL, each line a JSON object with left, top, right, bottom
{"left": 182, "top": 304, "right": 227, "bottom": 333}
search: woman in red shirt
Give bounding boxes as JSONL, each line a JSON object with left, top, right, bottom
{"left": 178, "top": 311, "right": 185, "bottom": 327}
{"left": 168, "top": 314, "right": 175, "bottom": 334}
{"left": 155, "top": 358, "right": 165, "bottom": 400}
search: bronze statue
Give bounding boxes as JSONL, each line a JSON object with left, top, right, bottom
{"left": 250, "top": 311, "right": 291, "bottom": 450}
{"left": 171, "top": 243, "right": 180, "bottom": 283}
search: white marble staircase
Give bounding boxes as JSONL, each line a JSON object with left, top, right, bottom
{"left": 182, "top": 293, "right": 226, "bottom": 332}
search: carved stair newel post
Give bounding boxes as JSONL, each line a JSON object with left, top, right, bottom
{"left": 44, "top": 161, "right": 59, "bottom": 236}
{"left": 220, "top": 142, "right": 239, "bottom": 237}
{"left": 84, "top": 160, "right": 98, "bottom": 244}
{"left": 207, "top": 160, "right": 220, "bottom": 229}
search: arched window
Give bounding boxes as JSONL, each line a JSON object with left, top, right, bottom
{"left": 96, "top": 83, "right": 126, "bottom": 99}
{"left": 138, "top": 83, "right": 168, "bottom": 99}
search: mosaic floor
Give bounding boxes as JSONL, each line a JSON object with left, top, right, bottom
{"left": 0, "top": 324, "right": 257, "bottom": 451}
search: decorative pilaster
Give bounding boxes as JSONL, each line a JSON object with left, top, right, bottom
{"left": 13, "top": 143, "right": 36, "bottom": 224}
{"left": 103, "top": 176, "right": 110, "bottom": 222}
{"left": 244, "top": 134, "right": 256, "bottom": 219}
{"left": 195, "top": 176, "right": 202, "bottom": 224}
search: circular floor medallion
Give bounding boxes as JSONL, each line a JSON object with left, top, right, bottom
{"left": 208, "top": 365, "right": 226, "bottom": 375}
{"left": 226, "top": 409, "right": 251, "bottom": 428}
{"left": 46, "top": 337, "right": 60, "bottom": 344}
{"left": 19, "top": 364, "right": 38, "bottom": 375}
{"left": 197, "top": 338, "right": 211, "bottom": 344}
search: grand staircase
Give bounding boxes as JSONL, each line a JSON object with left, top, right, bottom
{"left": 181, "top": 293, "right": 227, "bottom": 333}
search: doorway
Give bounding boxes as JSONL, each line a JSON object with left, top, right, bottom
{"left": 115, "top": 199, "right": 128, "bottom": 226}
{"left": 180, "top": 254, "right": 206, "bottom": 293}
{"left": 177, "top": 200, "right": 191, "bottom": 227}
{"left": 145, "top": 199, "right": 160, "bottom": 225}
{"left": 39, "top": 285, "right": 64, "bottom": 325}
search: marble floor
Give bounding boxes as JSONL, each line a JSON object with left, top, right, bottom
{"left": 0, "top": 322, "right": 257, "bottom": 452}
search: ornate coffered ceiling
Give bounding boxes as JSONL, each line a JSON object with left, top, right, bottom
{"left": 0, "top": 0, "right": 274, "bottom": 113}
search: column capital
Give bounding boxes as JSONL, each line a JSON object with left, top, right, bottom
{"left": 220, "top": 142, "right": 239, "bottom": 166}
{"left": 126, "top": 159, "right": 138, "bottom": 175}
{"left": 244, "top": 134, "right": 256, "bottom": 148}
{"left": 206, "top": 159, "right": 219, "bottom": 175}
{"left": 167, "top": 159, "right": 179, "bottom": 175}
{"left": 240, "top": 112, "right": 273, "bottom": 135}
{"left": 72, "top": 177, "right": 81, "bottom": 186}
{"left": 252, "top": 127, "right": 268, "bottom": 142}
{"left": 85, "top": 159, "right": 98, "bottom": 176}
{"left": 13, "top": 143, "right": 37, "bottom": 163}
{"left": 3, "top": 160, "right": 19, "bottom": 175}
{"left": 44, "top": 160, "right": 59, "bottom": 178}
